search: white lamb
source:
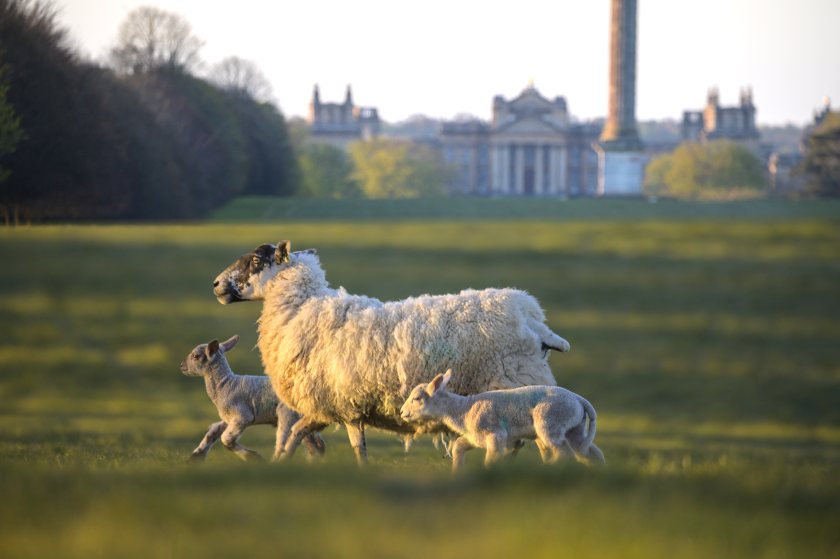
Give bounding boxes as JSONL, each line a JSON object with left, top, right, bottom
{"left": 180, "top": 335, "right": 325, "bottom": 462}
{"left": 211, "top": 241, "right": 570, "bottom": 464}
{"left": 400, "top": 369, "right": 605, "bottom": 472}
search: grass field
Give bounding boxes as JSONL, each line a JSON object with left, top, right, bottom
{"left": 1, "top": 198, "right": 839, "bottom": 558}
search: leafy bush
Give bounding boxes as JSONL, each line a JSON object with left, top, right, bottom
{"left": 645, "top": 140, "right": 767, "bottom": 199}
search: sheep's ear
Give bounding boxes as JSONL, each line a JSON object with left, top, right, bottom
{"left": 275, "top": 240, "right": 291, "bottom": 264}
{"left": 426, "top": 373, "right": 445, "bottom": 396}
{"left": 441, "top": 369, "right": 453, "bottom": 390}
{"left": 221, "top": 335, "right": 239, "bottom": 352}
{"left": 205, "top": 340, "right": 220, "bottom": 359}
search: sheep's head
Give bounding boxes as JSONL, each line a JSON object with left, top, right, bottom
{"left": 212, "top": 240, "right": 294, "bottom": 304}
{"left": 400, "top": 369, "right": 453, "bottom": 422}
{"left": 180, "top": 336, "right": 238, "bottom": 376}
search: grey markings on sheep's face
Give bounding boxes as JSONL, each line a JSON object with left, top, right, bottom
{"left": 213, "top": 243, "right": 284, "bottom": 304}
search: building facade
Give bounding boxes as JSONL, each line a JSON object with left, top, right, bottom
{"left": 439, "top": 85, "right": 600, "bottom": 196}
{"left": 308, "top": 84, "right": 380, "bottom": 149}
{"left": 682, "top": 87, "right": 760, "bottom": 149}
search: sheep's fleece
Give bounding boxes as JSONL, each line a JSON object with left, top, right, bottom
{"left": 214, "top": 241, "right": 571, "bottom": 435}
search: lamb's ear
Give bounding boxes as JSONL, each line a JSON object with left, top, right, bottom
{"left": 426, "top": 373, "right": 445, "bottom": 396}
{"left": 275, "top": 240, "right": 291, "bottom": 264}
{"left": 441, "top": 369, "right": 452, "bottom": 390}
{"left": 220, "top": 335, "right": 239, "bottom": 352}
{"left": 205, "top": 340, "right": 220, "bottom": 359}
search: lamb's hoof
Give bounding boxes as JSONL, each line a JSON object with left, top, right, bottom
{"left": 243, "top": 452, "right": 265, "bottom": 463}
{"left": 186, "top": 453, "right": 206, "bottom": 464}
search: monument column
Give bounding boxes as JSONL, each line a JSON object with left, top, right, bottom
{"left": 596, "top": 0, "right": 646, "bottom": 196}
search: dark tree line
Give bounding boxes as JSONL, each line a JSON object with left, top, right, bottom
{"left": 0, "top": 0, "right": 298, "bottom": 221}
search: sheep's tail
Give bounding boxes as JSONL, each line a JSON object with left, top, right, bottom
{"left": 579, "top": 397, "right": 597, "bottom": 455}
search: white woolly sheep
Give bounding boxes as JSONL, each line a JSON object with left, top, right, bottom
{"left": 211, "top": 241, "right": 570, "bottom": 464}
{"left": 400, "top": 369, "right": 605, "bottom": 471}
{"left": 180, "top": 335, "right": 325, "bottom": 462}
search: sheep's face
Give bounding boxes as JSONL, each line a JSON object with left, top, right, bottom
{"left": 180, "top": 336, "right": 238, "bottom": 376}
{"left": 400, "top": 370, "right": 453, "bottom": 422}
{"left": 213, "top": 241, "right": 292, "bottom": 304}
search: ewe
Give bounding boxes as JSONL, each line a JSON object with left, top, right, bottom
{"left": 400, "top": 369, "right": 605, "bottom": 471}
{"left": 212, "top": 241, "right": 570, "bottom": 464}
{"left": 180, "top": 335, "right": 325, "bottom": 462}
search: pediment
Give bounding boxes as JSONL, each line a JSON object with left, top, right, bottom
{"left": 494, "top": 116, "right": 564, "bottom": 136}
{"left": 509, "top": 89, "right": 554, "bottom": 113}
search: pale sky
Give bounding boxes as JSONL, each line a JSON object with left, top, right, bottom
{"left": 55, "top": 0, "right": 839, "bottom": 126}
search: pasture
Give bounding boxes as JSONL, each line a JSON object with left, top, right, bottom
{"left": 1, "top": 198, "right": 839, "bottom": 558}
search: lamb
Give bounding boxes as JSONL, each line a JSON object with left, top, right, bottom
{"left": 180, "top": 335, "right": 325, "bottom": 462}
{"left": 399, "top": 369, "right": 605, "bottom": 471}
{"left": 211, "top": 240, "right": 570, "bottom": 464}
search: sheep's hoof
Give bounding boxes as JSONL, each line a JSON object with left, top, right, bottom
{"left": 186, "top": 453, "right": 206, "bottom": 464}
{"left": 243, "top": 452, "right": 265, "bottom": 462}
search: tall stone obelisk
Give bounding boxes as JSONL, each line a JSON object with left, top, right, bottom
{"left": 596, "top": 0, "right": 646, "bottom": 196}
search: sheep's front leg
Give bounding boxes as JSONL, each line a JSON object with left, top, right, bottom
{"left": 450, "top": 436, "right": 473, "bottom": 473}
{"left": 282, "top": 417, "right": 327, "bottom": 460}
{"left": 221, "top": 422, "right": 263, "bottom": 462}
{"left": 189, "top": 420, "right": 226, "bottom": 462}
{"left": 345, "top": 419, "right": 368, "bottom": 466}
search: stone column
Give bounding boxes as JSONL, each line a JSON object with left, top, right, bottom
{"left": 597, "top": 0, "right": 645, "bottom": 196}
{"left": 515, "top": 145, "right": 524, "bottom": 195}
{"left": 600, "top": 0, "right": 642, "bottom": 149}
{"left": 535, "top": 145, "right": 544, "bottom": 195}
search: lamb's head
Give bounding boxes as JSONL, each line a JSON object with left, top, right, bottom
{"left": 212, "top": 240, "right": 295, "bottom": 304}
{"left": 180, "top": 335, "right": 239, "bottom": 377}
{"left": 400, "top": 369, "right": 453, "bottom": 422}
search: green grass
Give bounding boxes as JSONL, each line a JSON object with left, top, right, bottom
{"left": 1, "top": 198, "right": 839, "bottom": 558}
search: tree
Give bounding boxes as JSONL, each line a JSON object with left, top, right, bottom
{"left": 0, "top": 51, "right": 24, "bottom": 184}
{"left": 209, "top": 56, "right": 272, "bottom": 103}
{"left": 110, "top": 6, "right": 203, "bottom": 75}
{"left": 223, "top": 91, "right": 299, "bottom": 196}
{"left": 802, "top": 111, "right": 840, "bottom": 197}
{"left": 348, "top": 138, "right": 449, "bottom": 198}
{"left": 298, "top": 143, "right": 359, "bottom": 198}
{"left": 644, "top": 140, "right": 767, "bottom": 199}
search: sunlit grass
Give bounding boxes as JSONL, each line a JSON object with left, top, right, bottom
{"left": 0, "top": 199, "right": 838, "bottom": 558}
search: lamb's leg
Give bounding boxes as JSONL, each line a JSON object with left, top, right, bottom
{"left": 188, "top": 421, "right": 226, "bottom": 462}
{"left": 282, "top": 416, "right": 327, "bottom": 460}
{"left": 433, "top": 433, "right": 453, "bottom": 459}
{"left": 450, "top": 436, "right": 473, "bottom": 473}
{"left": 221, "top": 422, "right": 263, "bottom": 462}
{"left": 402, "top": 433, "right": 415, "bottom": 453}
{"left": 583, "top": 443, "right": 606, "bottom": 465}
{"left": 483, "top": 433, "right": 506, "bottom": 467}
{"left": 301, "top": 432, "right": 326, "bottom": 459}
{"left": 535, "top": 438, "right": 552, "bottom": 463}
{"left": 345, "top": 419, "right": 368, "bottom": 466}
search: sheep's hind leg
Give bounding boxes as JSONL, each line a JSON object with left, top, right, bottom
{"left": 282, "top": 417, "right": 327, "bottom": 461}
{"left": 221, "top": 422, "right": 263, "bottom": 462}
{"left": 189, "top": 421, "right": 226, "bottom": 463}
{"left": 273, "top": 408, "right": 297, "bottom": 461}
{"left": 345, "top": 419, "right": 368, "bottom": 466}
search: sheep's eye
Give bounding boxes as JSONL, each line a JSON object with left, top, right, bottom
{"left": 191, "top": 353, "right": 199, "bottom": 360}
{"left": 251, "top": 256, "right": 261, "bottom": 265}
